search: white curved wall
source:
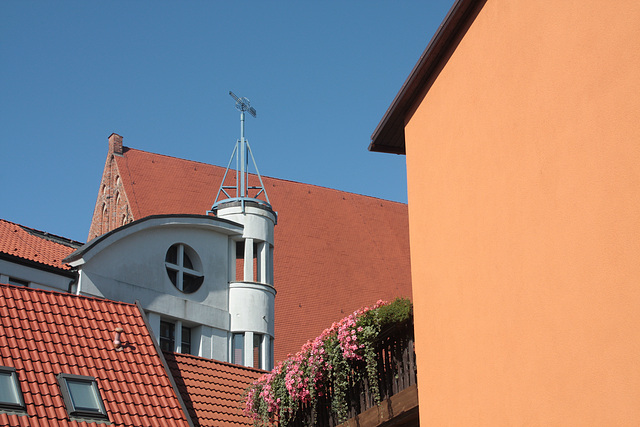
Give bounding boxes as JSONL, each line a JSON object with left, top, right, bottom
{"left": 69, "top": 212, "right": 276, "bottom": 368}
{"left": 228, "top": 281, "right": 275, "bottom": 335}
{"left": 215, "top": 204, "right": 276, "bottom": 244}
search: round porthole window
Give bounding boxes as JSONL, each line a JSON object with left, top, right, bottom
{"left": 165, "top": 243, "right": 204, "bottom": 293}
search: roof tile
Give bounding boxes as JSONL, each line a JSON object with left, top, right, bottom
{"left": 165, "top": 351, "right": 264, "bottom": 426}
{"left": 0, "top": 284, "right": 191, "bottom": 426}
{"left": 0, "top": 219, "right": 81, "bottom": 270}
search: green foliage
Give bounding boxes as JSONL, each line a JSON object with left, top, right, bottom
{"left": 376, "top": 297, "right": 413, "bottom": 326}
{"left": 244, "top": 298, "right": 413, "bottom": 426}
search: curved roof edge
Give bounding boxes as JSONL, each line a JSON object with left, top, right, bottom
{"left": 64, "top": 214, "right": 243, "bottom": 265}
{"left": 369, "top": 0, "right": 483, "bottom": 154}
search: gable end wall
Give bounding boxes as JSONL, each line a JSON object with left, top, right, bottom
{"left": 88, "top": 134, "right": 134, "bottom": 241}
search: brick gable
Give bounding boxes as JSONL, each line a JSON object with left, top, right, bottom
{"left": 88, "top": 134, "right": 134, "bottom": 241}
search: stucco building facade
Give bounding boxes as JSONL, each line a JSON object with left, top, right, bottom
{"left": 371, "top": 0, "right": 640, "bottom": 425}
{"left": 65, "top": 214, "right": 276, "bottom": 369}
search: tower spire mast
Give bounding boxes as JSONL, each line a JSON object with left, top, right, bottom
{"left": 210, "top": 91, "right": 272, "bottom": 215}
{"left": 229, "top": 91, "right": 256, "bottom": 198}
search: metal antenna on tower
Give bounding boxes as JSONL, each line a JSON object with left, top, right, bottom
{"left": 229, "top": 91, "right": 255, "bottom": 199}
{"left": 230, "top": 91, "right": 257, "bottom": 118}
{"left": 210, "top": 92, "right": 272, "bottom": 215}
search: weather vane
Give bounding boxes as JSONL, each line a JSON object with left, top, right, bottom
{"left": 229, "top": 91, "right": 256, "bottom": 117}
{"left": 229, "top": 91, "right": 256, "bottom": 160}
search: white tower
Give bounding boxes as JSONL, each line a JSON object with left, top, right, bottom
{"left": 210, "top": 92, "right": 277, "bottom": 370}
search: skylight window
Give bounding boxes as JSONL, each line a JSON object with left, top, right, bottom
{"left": 57, "top": 374, "right": 108, "bottom": 419}
{"left": 0, "top": 367, "right": 25, "bottom": 411}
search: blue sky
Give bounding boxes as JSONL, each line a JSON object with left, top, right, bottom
{"left": 1, "top": 1, "right": 453, "bottom": 242}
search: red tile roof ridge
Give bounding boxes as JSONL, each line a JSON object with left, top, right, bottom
{"left": 0, "top": 218, "right": 82, "bottom": 271}
{"left": 1, "top": 218, "right": 84, "bottom": 248}
{"left": 121, "top": 147, "right": 407, "bottom": 205}
{"left": 122, "top": 147, "right": 222, "bottom": 168}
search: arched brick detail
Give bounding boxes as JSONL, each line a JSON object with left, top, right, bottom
{"left": 87, "top": 134, "right": 134, "bottom": 241}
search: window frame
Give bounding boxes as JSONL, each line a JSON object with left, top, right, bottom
{"left": 57, "top": 373, "right": 108, "bottom": 420}
{"left": 160, "top": 319, "right": 193, "bottom": 354}
{"left": 164, "top": 243, "right": 204, "bottom": 293}
{"left": 0, "top": 366, "right": 25, "bottom": 411}
{"left": 160, "top": 320, "right": 176, "bottom": 352}
{"left": 253, "top": 333, "right": 263, "bottom": 369}
{"left": 232, "top": 333, "right": 244, "bottom": 365}
{"left": 181, "top": 325, "right": 192, "bottom": 355}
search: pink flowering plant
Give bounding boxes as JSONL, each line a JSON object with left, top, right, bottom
{"left": 244, "top": 298, "right": 412, "bottom": 426}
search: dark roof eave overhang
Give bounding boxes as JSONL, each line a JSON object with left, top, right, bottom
{"left": 0, "top": 252, "right": 76, "bottom": 278}
{"left": 369, "top": 0, "right": 482, "bottom": 154}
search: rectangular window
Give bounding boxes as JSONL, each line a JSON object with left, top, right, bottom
{"left": 0, "top": 367, "right": 25, "bottom": 410}
{"left": 253, "top": 334, "right": 262, "bottom": 369}
{"left": 160, "top": 321, "right": 175, "bottom": 352}
{"left": 235, "top": 241, "right": 259, "bottom": 282}
{"left": 233, "top": 333, "right": 244, "bottom": 365}
{"left": 181, "top": 326, "right": 191, "bottom": 355}
{"left": 235, "top": 241, "right": 244, "bottom": 281}
{"left": 57, "top": 373, "right": 108, "bottom": 419}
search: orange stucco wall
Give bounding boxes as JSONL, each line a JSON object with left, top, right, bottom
{"left": 404, "top": 1, "right": 640, "bottom": 425}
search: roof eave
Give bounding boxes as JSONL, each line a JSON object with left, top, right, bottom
{"left": 369, "top": 0, "right": 482, "bottom": 154}
{"left": 0, "top": 252, "right": 76, "bottom": 278}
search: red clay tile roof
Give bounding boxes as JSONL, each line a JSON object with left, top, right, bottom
{"left": 110, "top": 147, "right": 412, "bottom": 362}
{"left": 0, "top": 284, "right": 191, "bottom": 426}
{"left": 0, "top": 219, "right": 81, "bottom": 271}
{"left": 165, "top": 352, "right": 263, "bottom": 426}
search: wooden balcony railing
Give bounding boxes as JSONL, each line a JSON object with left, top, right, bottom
{"left": 289, "top": 319, "right": 417, "bottom": 427}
